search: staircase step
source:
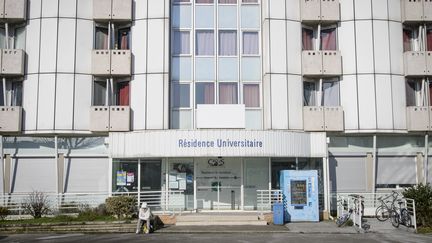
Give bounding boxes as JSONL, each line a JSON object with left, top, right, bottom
{"left": 176, "top": 221, "right": 267, "bottom": 226}
{"left": 176, "top": 215, "right": 259, "bottom": 222}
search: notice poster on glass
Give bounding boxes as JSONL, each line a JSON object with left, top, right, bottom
{"left": 116, "top": 171, "right": 127, "bottom": 186}
{"left": 169, "top": 181, "right": 179, "bottom": 189}
{"left": 178, "top": 179, "right": 186, "bottom": 190}
{"left": 126, "top": 172, "right": 135, "bottom": 183}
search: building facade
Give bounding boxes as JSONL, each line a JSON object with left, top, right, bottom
{"left": 0, "top": 0, "right": 431, "bottom": 217}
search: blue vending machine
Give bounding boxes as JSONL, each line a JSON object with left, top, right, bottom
{"left": 280, "top": 170, "right": 319, "bottom": 222}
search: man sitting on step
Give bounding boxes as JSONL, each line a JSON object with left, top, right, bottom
{"left": 136, "top": 202, "right": 153, "bottom": 234}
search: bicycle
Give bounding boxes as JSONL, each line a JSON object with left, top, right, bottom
{"left": 349, "top": 194, "right": 370, "bottom": 231}
{"left": 375, "top": 191, "right": 399, "bottom": 222}
{"left": 390, "top": 199, "right": 412, "bottom": 228}
{"left": 336, "top": 196, "right": 352, "bottom": 227}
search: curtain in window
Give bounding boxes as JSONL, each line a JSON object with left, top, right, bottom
{"left": 11, "top": 82, "right": 22, "bottom": 106}
{"left": 427, "top": 29, "right": 432, "bottom": 52}
{"left": 196, "top": 82, "right": 215, "bottom": 106}
{"left": 405, "top": 80, "right": 417, "bottom": 106}
{"left": 243, "top": 32, "right": 259, "bottom": 55}
{"left": 242, "top": 0, "right": 258, "bottom": 2}
{"left": 196, "top": 30, "right": 214, "bottom": 55}
{"left": 243, "top": 84, "right": 259, "bottom": 107}
{"left": 174, "top": 0, "right": 190, "bottom": 2}
{"left": 117, "top": 82, "right": 130, "bottom": 106}
{"left": 172, "top": 84, "right": 190, "bottom": 108}
{"left": 322, "top": 81, "right": 339, "bottom": 106}
{"left": 403, "top": 29, "right": 412, "bottom": 52}
{"left": 94, "top": 81, "right": 107, "bottom": 106}
{"left": 303, "top": 82, "right": 316, "bottom": 106}
{"left": 219, "top": 30, "right": 237, "bottom": 56}
{"left": 95, "top": 27, "right": 108, "bottom": 49}
{"left": 321, "top": 28, "right": 336, "bottom": 51}
{"left": 429, "top": 82, "right": 432, "bottom": 106}
{"left": 219, "top": 83, "right": 238, "bottom": 104}
{"left": 173, "top": 31, "right": 190, "bottom": 55}
{"left": 196, "top": 0, "right": 214, "bottom": 3}
{"left": 15, "top": 27, "right": 26, "bottom": 50}
{"left": 302, "top": 28, "right": 314, "bottom": 51}
{"left": 0, "top": 82, "right": 4, "bottom": 106}
{"left": 0, "top": 28, "right": 5, "bottom": 49}
{"left": 118, "top": 28, "right": 130, "bottom": 50}
{"left": 219, "top": 0, "right": 237, "bottom": 3}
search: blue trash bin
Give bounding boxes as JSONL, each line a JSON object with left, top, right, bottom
{"left": 273, "top": 202, "right": 284, "bottom": 225}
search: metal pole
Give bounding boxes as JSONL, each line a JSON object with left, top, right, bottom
{"left": 5, "top": 23, "right": 9, "bottom": 49}
{"left": 324, "top": 135, "right": 330, "bottom": 218}
{"left": 137, "top": 158, "right": 141, "bottom": 208}
{"left": 0, "top": 135, "right": 3, "bottom": 195}
{"left": 372, "top": 135, "right": 377, "bottom": 193}
{"left": 425, "top": 135, "right": 428, "bottom": 185}
{"left": 2, "top": 78, "right": 6, "bottom": 106}
{"left": 54, "top": 135, "right": 59, "bottom": 194}
{"left": 240, "top": 158, "right": 244, "bottom": 210}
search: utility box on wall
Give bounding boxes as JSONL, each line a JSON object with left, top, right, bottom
{"left": 280, "top": 170, "right": 319, "bottom": 222}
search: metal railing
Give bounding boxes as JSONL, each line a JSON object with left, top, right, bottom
{"left": 256, "top": 189, "right": 282, "bottom": 212}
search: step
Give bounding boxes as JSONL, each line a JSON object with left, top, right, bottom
{"left": 176, "top": 215, "right": 259, "bottom": 222}
{"left": 176, "top": 221, "right": 268, "bottom": 226}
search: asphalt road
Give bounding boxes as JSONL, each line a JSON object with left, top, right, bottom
{"left": 0, "top": 233, "right": 431, "bottom": 243}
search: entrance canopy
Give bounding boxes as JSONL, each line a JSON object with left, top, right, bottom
{"left": 109, "top": 130, "right": 326, "bottom": 158}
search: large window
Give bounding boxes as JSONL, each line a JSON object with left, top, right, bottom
{"left": 0, "top": 25, "right": 25, "bottom": 49}
{"left": 196, "top": 0, "right": 214, "bottom": 4}
{"left": 219, "top": 82, "right": 238, "bottom": 104}
{"left": 93, "top": 79, "right": 130, "bottom": 106}
{"left": 219, "top": 0, "right": 237, "bottom": 4}
{"left": 219, "top": 30, "right": 237, "bottom": 56}
{"left": 0, "top": 81, "right": 22, "bottom": 106}
{"left": 243, "top": 84, "right": 259, "bottom": 107}
{"left": 173, "top": 31, "right": 191, "bottom": 55}
{"left": 406, "top": 79, "right": 427, "bottom": 106}
{"left": 196, "top": 30, "right": 214, "bottom": 55}
{"left": 403, "top": 24, "right": 432, "bottom": 52}
{"left": 302, "top": 26, "right": 337, "bottom": 51}
{"left": 195, "top": 82, "right": 215, "bottom": 107}
{"left": 303, "top": 79, "right": 340, "bottom": 106}
{"left": 94, "top": 24, "right": 130, "bottom": 50}
{"left": 242, "top": 32, "right": 259, "bottom": 55}
{"left": 172, "top": 83, "right": 191, "bottom": 108}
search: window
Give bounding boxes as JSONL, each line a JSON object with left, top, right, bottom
{"left": 94, "top": 24, "right": 131, "bottom": 50}
{"left": 196, "top": 0, "right": 214, "bottom": 3}
{"left": 196, "top": 82, "right": 215, "bottom": 107}
{"left": 173, "top": 31, "right": 190, "bottom": 55}
{"left": 196, "top": 30, "right": 214, "bottom": 55}
{"left": 302, "top": 26, "right": 337, "bottom": 51}
{"left": 243, "top": 84, "right": 259, "bottom": 107}
{"left": 406, "top": 79, "right": 427, "bottom": 106}
{"left": 403, "top": 24, "right": 432, "bottom": 52}
{"left": 174, "top": 0, "right": 191, "bottom": 2}
{"left": 242, "top": 32, "right": 259, "bottom": 55}
{"left": 302, "top": 28, "right": 314, "bottom": 51}
{"left": 320, "top": 28, "right": 337, "bottom": 50}
{"left": 427, "top": 27, "right": 432, "bottom": 51}
{"left": 0, "top": 81, "right": 22, "bottom": 106}
{"left": 93, "top": 79, "right": 130, "bottom": 106}
{"left": 303, "top": 79, "right": 339, "bottom": 106}
{"left": 172, "top": 83, "right": 190, "bottom": 108}
{"left": 219, "top": 82, "right": 238, "bottom": 104}
{"left": 219, "top": 0, "right": 237, "bottom": 3}
{"left": 0, "top": 25, "right": 26, "bottom": 49}
{"left": 242, "top": 0, "right": 258, "bottom": 2}
{"left": 219, "top": 30, "right": 237, "bottom": 56}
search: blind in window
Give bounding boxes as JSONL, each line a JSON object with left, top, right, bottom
{"left": 376, "top": 157, "right": 416, "bottom": 185}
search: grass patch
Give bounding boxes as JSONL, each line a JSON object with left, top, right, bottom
{"left": 417, "top": 227, "right": 432, "bottom": 234}
{"left": 0, "top": 214, "right": 118, "bottom": 226}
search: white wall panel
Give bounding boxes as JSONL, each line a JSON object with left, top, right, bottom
{"left": 373, "top": 20, "right": 390, "bottom": 74}
{"left": 73, "top": 74, "right": 91, "bottom": 130}
{"left": 340, "top": 0, "right": 354, "bottom": 21}
{"left": 269, "top": 0, "right": 285, "bottom": 19}
{"left": 355, "top": 21, "right": 374, "bottom": 74}
{"left": 270, "top": 74, "right": 288, "bottom": 129}
{"left": 354, "top": 0, "right": 372, "bottom": 20}
{"left": 11, "top": 158, "right": 56, "bottom": 193}
{"left": 26, "top": 19, "right": 41, "bottom": 74}
{"left": 286, "top": 21, "right": 301, "bottom": 75}
{"left": 131, "top": 75, "right": 146, "bottom": 130}
{"left": 389, "top": 22, "right": 403, "bottom": 75}
{"left": 357, "top": 75, "right": 377, "bottom": 129}
{"left": 37, "top": 74, "right": 56, "bottom": 130}
{"left": 135, "top": 0, "right": 148, "bottom": 19}
{"left": 270, "top": 20, "right": 287, "bottom": 73}
{"left": 340, "top": 75, "right": 358, "bottom": 130}
{"left": 146, "top": 74, "right": 164, "bottom": 129}
{"left": 263, "top": 74, "right": 271, "bottom": 129}
{"left": 132, "top": 20, "right": 147, "bottom": 74}
{"left": 75, "top": 20, "right": 93, "bottom": 74}
{"left": 375, "top": 75, "right": 393, "bottom": 129}
{"left": 287, "top": 75, "right": 303, "bottom": 129}
{"left": 22, "top": 75, "right": 39, "bottom": 131}
{"left": 163, "top": 19, "right": 170, "bottom": 73}
{"left": 148, "top": 0, "right": 165, "bottom": 18}
{"left": 372, "top": 0, "right": 388, "bottom": 20}
{"left": 262, "top": 20, "right": 270, "bottom": 75}
{"left": 338, "top": 21, "right": 356, "bottom": 75}
{"left": 77, "top": 0, "right": 92, "bottom": 19}
{"left": 57, "top": 19, "right": 76, "bottom": 73}
{"left": 29, "top": 0, "right": 42, "bottom": 19}
{"left": 147, "top": 19, "right": 165, "bottom": 73}
{"left": 42, "top": 0, "right": 59, "bottom": 17}
{"left": 64, "top": 158, "right": 108, "bottom": 193}
{"left": 388, "top": 0, "right": 401, "bottom": 21}
{"left": 391, "top": 75, "right": 407, "bottom": 130}
{"left": 55, "top": 74, "right": 74, "bottom": 130}
{"left": 0, "top": 159, "right": 3, "bottom": 193}
{"left": 39, "top": 19, "right": 58, "bottom": 73}
{"left": 59, "top": 0, "right": 77, "bottom": 18}
{"left": 285, "top": 0, "right": 300, "bottom": 20}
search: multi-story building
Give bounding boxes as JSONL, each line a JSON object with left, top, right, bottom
{"left": 0, "top": 0, "right": 431, "bottom": 218}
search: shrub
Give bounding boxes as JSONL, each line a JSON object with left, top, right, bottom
{"left": 0, "top": 206, "right": 9, "bottom": 220}
{"left": 402, "top": 183, "right": 432, "bottom": 227}
{"left": 105, "top": 196, "right": 137, "bottom": 219}
{"left": 22, "top": 191, "right": 51, "bottom": 219}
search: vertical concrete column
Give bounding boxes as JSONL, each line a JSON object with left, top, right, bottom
{"left": 416, "top": 153, "right": 425, "bottom": 184}
{"left": 365, "top": 153, "right": 374, "bottom": 192}
{"left": 4, "top": 154, "right": 11, "bottom": 194}
{"left": 57, "top": 153, "right": 64, "bottom": 194}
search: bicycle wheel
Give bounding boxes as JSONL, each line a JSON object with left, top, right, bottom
{"left": 375, "top": 205, "right": 389, "bottom": 221}
{"left": 336, "top": 215, "right": 348, "bottom": 227}
{"left": 390, "top": 211, "right": 400, "bottom": 228}
{"left": 400, "top": 209, "right": 412, "bottom": 227}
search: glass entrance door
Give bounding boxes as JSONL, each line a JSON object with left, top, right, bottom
{"left": 196, "top": 158, "right": 241, "bottom": 210}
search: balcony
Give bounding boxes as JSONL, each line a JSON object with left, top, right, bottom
{"left": 0, "top": 106, "right": 22, "bottom": 132}
{"left": 406, "top": 106, "right": 429, "bottom": 131}
{"left": 89, "top": 106, "right": 130, "bottom": 132}
{"left": 196, "top": 104, "right": 245, "bottom": 129}
{"left": 0, "top": 0, "right": 26, "bottom": 22}
{"left": 302, "top": 51, "right": 342, "bottom": 77}
{"left": 92, "top": 50, "right": 131, "bottom": 77}
{"left": 401, "top": 0, "right": 432, "bottom": 22}
{"left": 1, "top": 49, "right": 25, "bottom": 76}
{"left": 93, "top": 0, "right": 132, "bottom": 21}
{"left": 303, "top": 106, "right": 344, "bottom": 131}
{"left": 301, "top": 0, "right": 340, "bottom": 23}
{"left": 403, "top": 51, "right": 428, "bottom": 76}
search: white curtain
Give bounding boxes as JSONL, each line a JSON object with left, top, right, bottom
{"left": 242, "top": 0, "right": 258, "bottom": 2}
{"left": 196, "top": 0, "right": 214, "bottom": 3}
{"left": 196, "top": 30, "right": 214, "bottom": 55}
{"left": 93, "top": 81, "right": 107, "bottom": 106}
{"left": 243, "top": 84, "right": 259, "bottom": 107}
{"left": 219, "top": 30, "right": 237, "bottom": 56}
{"left": 196, "top": 82, "right": 215, "bottom": 106}
{"left": 95, "top": 27, "right": 108, "bottom": 49}
{"left": 303, "top": 82, "right": 316, "bottom": 106}
{"left": 219, "top": 0, "right": 237, "bottom": 3}
{"left": 173, "top": 31, "right": 190, "bottom": 55}
{"left": 322, "top": 81, "right": 339, "bottom": 106}
{"left": 219, "top": 83, "right": 238, "bottom": 104}
{"left": 243, "top": 32, "right": 259, "bottom": 55}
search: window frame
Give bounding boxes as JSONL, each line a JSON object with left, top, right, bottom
{"left": 172, "top": 29, "right": 192, "bottom": 56}
{"left": 195, "top": 29, "right": 215, "bottom": 56}
{"left": 241, "top": 30, "right": 260, "bottom": 56}
{"left": 303, "top": 78, "right": 340, "bottom": 107}
{"left": 94, "top": 23, "right": 131, "bottom": 50}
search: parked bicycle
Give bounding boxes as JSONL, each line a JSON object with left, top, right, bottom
{"left": 390, "top": 199, "right": 412, "bottom": 228}
{"left": 336, "top": 197, "right": 352, "bottom": 227}
{"left": 375, "top": 191, "right": 399, "bottom": 221}
{"left": 336, "top": 194, "right": 370, "bottom": 231}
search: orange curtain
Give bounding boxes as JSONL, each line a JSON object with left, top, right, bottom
{"left": 118, "top": 82, "right": 130, "bottom": 106}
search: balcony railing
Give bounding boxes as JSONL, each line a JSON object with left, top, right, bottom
{"left": 0, "top": 106, "right": 22, "bottom": 132}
